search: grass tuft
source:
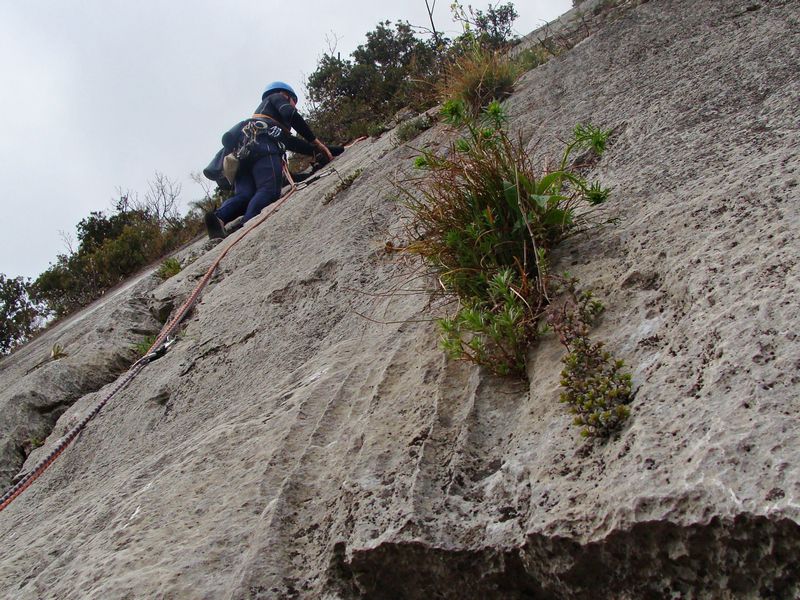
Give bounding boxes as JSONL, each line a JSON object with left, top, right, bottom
{"left": 156, "top": 258, "right": 181, "bottom": 280}
{"left": 439, "top": 47, "right": 519, "bottom": 115}
{"left": 133, "top": 334, "right": 157, "bottom": 358}
{"left": 323, "top": 169, "right": 364, "bottom": 205}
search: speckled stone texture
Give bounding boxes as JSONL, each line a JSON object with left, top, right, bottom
{"left": 0, "top": 0, "right": 798, "bottom": 598}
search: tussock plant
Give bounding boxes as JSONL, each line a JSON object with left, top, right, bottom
{"left": 440, "top": 47, "right": 519, "bottom": 115}
{"left": 399, "top": 99, "right": 611, "bottom": 377}
{"left": 548, "top": 280, "right": 631, "bottom": 437}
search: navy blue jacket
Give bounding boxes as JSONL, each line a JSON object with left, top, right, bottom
{"left": 253, "top": 93, "right": 317, "bottom": 143}
{"left": 204, "top": 93, "right": 320, "bottom": 187}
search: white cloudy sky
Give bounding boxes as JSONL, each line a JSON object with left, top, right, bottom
{"left": 0, "top": 0, "right": 571, "bottom": 279}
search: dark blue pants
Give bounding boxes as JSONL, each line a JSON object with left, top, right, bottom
{"left": 215, "top": 147, "right": 283, "bottom": 225}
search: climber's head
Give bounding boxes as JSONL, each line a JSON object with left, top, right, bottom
{"left": 262, "top": 81, "right": 298, "bottom": 104}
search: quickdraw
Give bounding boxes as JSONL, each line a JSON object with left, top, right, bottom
{"left": 294, "top": 168, "right": 335, "bottom": 190}
{"left": 238, "top": 120, "right": 285, "bottom": 160}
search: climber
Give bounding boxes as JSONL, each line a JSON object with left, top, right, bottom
{"left": 204, "top": 81, "right": 337, "bottom": 240}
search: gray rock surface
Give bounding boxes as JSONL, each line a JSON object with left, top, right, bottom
{"left": 1, "top": 0, "right": 798, "bottom": 597}
{"left": 0, "top": 270, "right": 162, "bottom": 489}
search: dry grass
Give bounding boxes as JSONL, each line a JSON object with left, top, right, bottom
{"left": 439, "top": 47, "right": 520, "bottom": 115}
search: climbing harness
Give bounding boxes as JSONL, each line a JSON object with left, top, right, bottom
{"left": 0, "top": 138, "right": 365, "bottom": 515}
{"left": 238, "top": 119, "right": 285, "bottom": 159}
{"left": 224, "top": 119, "right": 286, "bottom": 184}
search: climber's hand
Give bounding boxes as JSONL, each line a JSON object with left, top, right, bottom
{"left": 314, "top": 139, "right": 334, "bottom": 163}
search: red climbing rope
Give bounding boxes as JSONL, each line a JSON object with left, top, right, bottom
{"left": 0, "top": 164, "right": 303, "bottom": 514}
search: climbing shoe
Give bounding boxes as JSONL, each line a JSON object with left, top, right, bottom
{"left": 204, "top": 212, "right": 226, "bottom": 240}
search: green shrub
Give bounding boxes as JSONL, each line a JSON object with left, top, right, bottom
{"left": 514, "top": 46, "right": 550, "bottom": 72}
{"left": 439, "top": 269, "right": 529, "bottom": 375}
{"left": 367, "top": 122, "right": 389, "bottom": 138}
{"left": 548, "top": 281, "right": 631, "bottom": 437}
{"left": 450, "top": 2, "right": 520, "bottom": 50}
{"left": 23, "top": 437, "right": 45, "bottom": 454}
{"left": 305, "top": 21, "right": 443, "bottom": 142}
{"left": 156, "top": 258, "right": 181, "bottom": 280}
{"left": 395, "top": 114, "right": 434, "bottom": 144}
{"left": 33, "top": 199, "right": 205, "bottom": 320}
{"left": 0, "top": 274, "right": 42, "bottom": 354}
{"left": 399, "top": 100, "right": 611, "bottom": 376}
{"left": 399, "top": 102, "right": 630, "bottom": 435}
{"left": 304, "top": 5, "right": 524, "bottom": 142}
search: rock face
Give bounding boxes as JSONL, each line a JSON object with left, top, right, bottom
{"left": 0, "top": 272, "right": 162, "bottom": 489}
{"left": 1, "top": 0, "right": 799, "bottom": 597}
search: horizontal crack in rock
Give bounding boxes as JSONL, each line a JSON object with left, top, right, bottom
{"left": 339, "top": 514, "right": 800, "bottom": 599}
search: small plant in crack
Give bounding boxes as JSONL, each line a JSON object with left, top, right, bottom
{"left": 395, "top": 114, "right": 434, "bottom": 144}
{"left": 324, "top": 168, "right": 364, "bottom": 205}
{"left": 547, "top": 279, "right": 632, "bottom": 438}
{"left": 133, "top": 334, "right": 157, "bottom": 358}
{"left": 50, "top": 343, "right": 68, "bottom": 360}
{"left": 156, "top": 257, "right": 181, "bottom": 280}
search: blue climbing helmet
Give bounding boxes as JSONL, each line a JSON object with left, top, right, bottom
{"left": 262, "top": 81, "right": 297, "bottom": 102}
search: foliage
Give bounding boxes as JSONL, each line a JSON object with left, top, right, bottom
{"left": 548, "top": 280, "right": 631, "bottom": 437}
{"left": 450, "top": 2, "right": 520, "bottom": 50}
{"left": 399, "top": 100, "right": 629, "bottom": 435}
{"left": 156, "top": 258, "right": 182, "bottom": 280}
{"left": 399, "top": 100, "right": 611, "bottom": 377}
{"left": 23, "top": 437, "right": 45, "bottom": 454}
{"left": 33, "top": 213, "right": 165, "bottom": 318}
{"left": 367, "top": 122, "right": 390, "bottom": 138}
{"left": 0, "top": 274, "right": 43, "bottom": 354}
{"left": 33, "top": 175, "right": 203, "bottom": 320}
{"left": 306, "top": 21, "right": 442, "bottom": 142}
{"left": 514, "top": 46, "right": 551, "bottom": 72}
{"left": 439, "top": 269, "right": 530, "bottom": 376}
{"left": 438, "top": 45, "right": 520, "bottom": 115}
{"left": 305, "top": 3, "right": 523, "bottom": 143}
{"left": 395, "top": 114, "right": 434, "bottom": 144}
{"left": 323, "top": 169, "right": 364, "bottom": 204}
{"left": 76, "top": 210, "right": 142, "bottom": 254}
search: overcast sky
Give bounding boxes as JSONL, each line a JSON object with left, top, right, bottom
{"left": 0, "top": 0, "right": 571, "bottom": 280}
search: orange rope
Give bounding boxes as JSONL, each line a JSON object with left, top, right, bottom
{"left": 345, "top": 136, "right": 368, "bottom": 148}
